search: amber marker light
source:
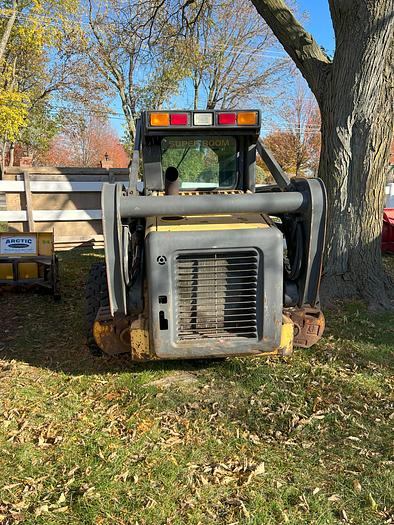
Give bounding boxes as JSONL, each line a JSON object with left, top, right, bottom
{"left": 150, "top": 112, "right": 170, "bottom": 126}
{"left": 237, "top": 111, "right": 258, "bottom": 126}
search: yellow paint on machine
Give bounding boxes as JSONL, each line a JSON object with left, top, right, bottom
{"left": 93, "top": 315, "right": 294, "bottom": 361}
{"left": 146, "top": 214, "right": 270, "bottom": 234}
{"left": 279, "top": 315, "right": 294, "bottom": 356}
{"left": 0, "top": 262, "right": 39, "bottom": 280}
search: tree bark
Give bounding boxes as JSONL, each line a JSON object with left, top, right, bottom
{"left": 0, "top": 0, "right": 18, "bottom": 64}
{"left": 193, "top": 74, "right": 200, "bottom": 109}
{"left": 251, "top": 0, "right": 394, "bottom": 307}
{"left": 0, "top": 143, "right": 5, "bottom": 179}
{"left": 8, "top": 142, "right": 14, "bottom": 168}
{"left": 318, "top": 0, "right": 394, "bottom": 306}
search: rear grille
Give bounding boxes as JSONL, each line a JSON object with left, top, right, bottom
{"left": 175, "top": 250, "right": 259, "bottom": 341}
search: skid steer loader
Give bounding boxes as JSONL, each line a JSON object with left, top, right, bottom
{"left": 86, "top": 110, "right": 326, "bottom": 360}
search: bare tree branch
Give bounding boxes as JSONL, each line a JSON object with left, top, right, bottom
{"left": 250, "top": 0, "right": 331, "bottom": 100}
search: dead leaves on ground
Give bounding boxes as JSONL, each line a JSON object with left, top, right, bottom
{"left": 187, "top": 458, "right": 266, "bottom": 487}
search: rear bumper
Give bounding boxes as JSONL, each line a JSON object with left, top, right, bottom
{"left": 93, "top": 311, "right": 295, "bottom": 360}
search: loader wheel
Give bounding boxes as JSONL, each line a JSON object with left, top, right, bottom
{"left": 86, "top": 262, "right": 109, "bottom": 356}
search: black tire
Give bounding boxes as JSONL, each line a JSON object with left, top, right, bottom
{"left": 85, "top": 262, "right": 109, "bottom": 356}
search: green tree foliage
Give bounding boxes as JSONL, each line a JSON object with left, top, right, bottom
{"left": 0, "top": 89, "right": 27, "bottom": 142}
{"left": 19, "top": 102, "right": 60, "bottom": 159}
{"left": 81, "top": 0, "right": 189, "bottom": 148}
{"left": 0, "top": 0, "right": 106, "bottom": 172}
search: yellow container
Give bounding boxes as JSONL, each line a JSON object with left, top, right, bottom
{"left": 38, "top": 233, "right": 53, "bottom": 256}
{"left": 0, "top": 232, "right": 54, "bottom": 257}
{"left": 0, "top": 232, "right": 53, "bottom": 280}
{"left": 18, "top": 262, "right": 39, "bottom": 279}
{"left": 0, "top": 263, "right": 13, "bottom": 280}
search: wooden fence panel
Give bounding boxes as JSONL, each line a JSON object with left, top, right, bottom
{"left": 2, "top": 166, "right": 393, "bottom": 250}
{"left": 1, "top": 167, "right": 129, "bottom": 250}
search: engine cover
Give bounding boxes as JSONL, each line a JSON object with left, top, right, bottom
{"left": 145, "top": 214, "right": 283, "bottom": 359}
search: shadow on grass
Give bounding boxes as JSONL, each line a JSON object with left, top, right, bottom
{"left": 0, "top": 247, "right": 222, "bottom": 375}
{"left": 0, "top": 248, "right": 393, "bottom": 376}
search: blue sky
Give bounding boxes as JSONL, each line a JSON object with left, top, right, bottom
{"left": 297, "top": 0, "right": 335, "bottom": 54}
{"left": 110, "top": 1, "right": 335, "bottom": 136}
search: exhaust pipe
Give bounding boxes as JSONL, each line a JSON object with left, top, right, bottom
{"left": 164, "top": 166, "right": 179, "bottom": 195}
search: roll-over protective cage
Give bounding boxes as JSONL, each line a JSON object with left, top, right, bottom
{"left": 102, "top": 111, "right": 327, "bottom": 318}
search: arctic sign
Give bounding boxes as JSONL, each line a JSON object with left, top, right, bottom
{"left": 0, "top": 235, "right": 37, "bottom": 255}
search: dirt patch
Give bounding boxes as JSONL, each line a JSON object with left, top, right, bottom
{"left": 147, "top": 371, "right": 199, "bottom": 389}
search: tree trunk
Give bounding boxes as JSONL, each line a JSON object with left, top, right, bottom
{"left": 8, "top": 142, "right": 15, "bottom": 168}
{"left": 0, "top": 141, "right": 6, "bottom": 180}
{"left": 0, "top": 0, "right": 18, "bottom": 63}
{"left": 318, "top": 0, "right": 393, "bottom": 307}
{"left": 118, "top": 89, "right": 136, "bottom": 147}
{"left": 193, "top": 81, "right": 199, "bottom": 110}
{"left": 251, "top": 0, "right": 393, "bottom": 307}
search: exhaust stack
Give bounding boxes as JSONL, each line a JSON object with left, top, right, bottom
{"left": 164, "top": 166, "right": 179, "bottom": 195}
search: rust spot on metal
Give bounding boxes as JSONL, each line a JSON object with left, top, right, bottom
{"left": 130, "top": 306, "right": 152, "bottom": 361}
{"left": 93, "top": 322, "right": 129, "bottom": 356}
{"left": 287, "top": 307, "right": 325, "bottom": 348}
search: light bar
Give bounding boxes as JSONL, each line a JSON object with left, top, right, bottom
{"left": 238, "top": 111, "right": 258, "bottom": 126}
{"left": 194, "top": 113, "right": 213, "bottom": 126}
{"left": 150, "top": 112, "right": 170, "bottom": 126}
{"left": 147, "top": 110, "right": 259, "bottom": 128}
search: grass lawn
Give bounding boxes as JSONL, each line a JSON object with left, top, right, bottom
{"left": 0, "top": 249, "right": 393, "bottom": 525}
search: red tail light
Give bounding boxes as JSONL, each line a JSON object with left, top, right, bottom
{"left": 218, "top": 113, "right": 237, "bottom": 125}
{"left": 170, "top": 113, "right": 188, "bottom": 125}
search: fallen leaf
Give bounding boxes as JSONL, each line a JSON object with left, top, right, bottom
{"left": 256, "top": 461, "right": 266, "bottom": 473}
{"left": 368, "top": 493, "right": 377, "bottom": 510}
{"left": 240, "top": 501, "right": 250, "bottom": 518}
{"left": 35, "top": 504, "right": 49, "bottom": 516}
{"left": 54, "top": 506, "right": 69, "bottom": 513}
{"left": 353, "top": 480, "right": 362, "bottom": 493}
{"left": 57, "top": 493, "right": 66, "bottom": 504}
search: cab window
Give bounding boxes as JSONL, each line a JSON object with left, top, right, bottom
{"left": 161, "top": 136, "right": 237, "bottom": 189}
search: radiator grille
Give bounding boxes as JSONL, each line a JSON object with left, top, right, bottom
{"left": 175, "top": 250, "right": 259, "bottom": 341}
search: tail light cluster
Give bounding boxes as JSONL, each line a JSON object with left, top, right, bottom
{"left": 149, "top": 111, "right": 259, "bottom": 128}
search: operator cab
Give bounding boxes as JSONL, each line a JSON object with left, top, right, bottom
{"left": 140, "top": 110, "right": 261, "bottom": 194}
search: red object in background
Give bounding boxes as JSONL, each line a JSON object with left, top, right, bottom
{"left": 382, "top": 208, "right": 394, "bottom": 253}
{"left": 218, "top": 113, "right": 237, "bottom": 125}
